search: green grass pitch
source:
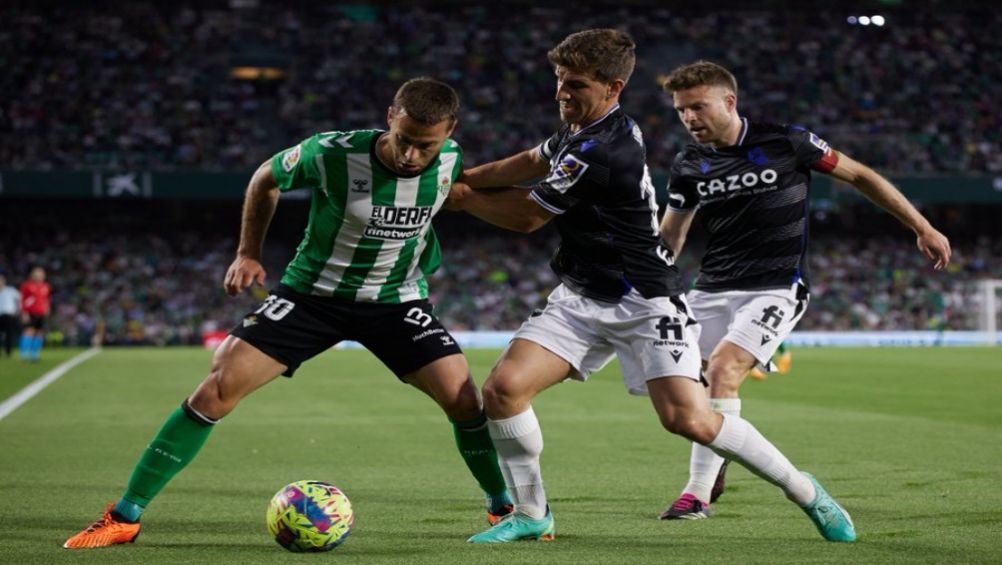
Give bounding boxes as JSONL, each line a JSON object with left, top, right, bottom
{"left": 0, "top": 346, "right": 1000, "bottom": 564}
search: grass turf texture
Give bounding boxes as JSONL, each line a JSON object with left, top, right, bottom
{"left": 0, "top": 346, "right": 999, "bottom": 564}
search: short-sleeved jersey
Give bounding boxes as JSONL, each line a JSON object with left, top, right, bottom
{"left": 270, "top": 130, "right": 462, "bottom": 303}
{"left": 20, "top": 280, "right": 51, "bottom": 316}
{"left": 667, "top": 119, "right": 836, "bottom": 292}
{"left": 531, "top": 106, "right": 683, "bottom": 302}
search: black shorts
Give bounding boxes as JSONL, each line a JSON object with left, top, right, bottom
{"left": 25, "top": 314, "right": 46, "bottom": 330}
{"left": 229, "top": 284, "right": 463, "bottom": 378}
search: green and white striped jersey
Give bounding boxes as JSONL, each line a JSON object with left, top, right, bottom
{"left": 270, "top": 129, "right": 462, "bottom": 303}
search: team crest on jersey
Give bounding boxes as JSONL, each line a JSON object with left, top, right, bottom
{"left": 747, "top": 146, "right": 770, "bottom": 166}
{"left": 438, "top": 176, "right": 451, "bottom": 196}
{"left": 808, "top": 133, "right": 830, "bottom": 153}
{"left": 281, "top": 144, "right": 302, "bottom": 172}
{"left": 545, "top": 154, "right": 589, "bottom": 192}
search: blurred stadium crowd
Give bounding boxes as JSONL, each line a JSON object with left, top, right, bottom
{"left": 2, "top": 2, "right": 1000, "bottom": 345}
{"left": 2, "top": 218, "right": 999, "bottom": 346}
{"left": 2, "top": 3, "right": 1001, "bottom": 176}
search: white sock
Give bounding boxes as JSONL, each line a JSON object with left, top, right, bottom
{"left": 683, "top": 398, "right": 741, "bottom": 502}
{"left": 488, "top": 407, "right": 547, "bottom": 519}
{"left": 707, "top": 414, "right": 816, "bottom": 506}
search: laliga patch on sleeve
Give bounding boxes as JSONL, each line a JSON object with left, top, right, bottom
{"left": 808, "top": 132, "right": 830, "bottom": 153}
{"left": 544, "top": 153, "right": 590, "bottom": 193}
{"left": 282, "top": 144, "right": 302, "bottom": 173}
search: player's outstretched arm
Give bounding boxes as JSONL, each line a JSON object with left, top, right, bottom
{"left": 659, "top": 209, "right": 696, "bottom": 259}
{"left": 827, "top": 152, "right": 951, "bottom": 270}
{"left": 449, "top": 182, "right": 554, "bottom": 233}
{"left": 460, "top": 148, "right": 551, "bottom": 188}
{"left": 224, "top": 160, "right": 281, "bottom": 296}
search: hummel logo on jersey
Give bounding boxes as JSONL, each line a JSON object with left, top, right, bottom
{"left": 242, "top": 315, "right": 259, "bottom": 328}
{"left": 696, "top": 168, "right": 778, "bottom": 197}
{"left": 352, "top": 179, "right": 370, "bottom": 193}
{"left": 365, "top": 206, "right": 433, "bottom": 240}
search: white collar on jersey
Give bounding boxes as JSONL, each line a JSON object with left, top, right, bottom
{"left": 735, "top": 117, "right": 749, "bottom": 145}
{"left": 571, "top": 104, "right": 621, "bottom": 137}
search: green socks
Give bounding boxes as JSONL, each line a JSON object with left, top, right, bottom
{"left": 451, "top": 411, "right": 508, "bottom": 508}
{"left": 113, "top": 403, "right": 507, "bottom": 522}
{"left": 115, "top": 400, "right": 216, "bottom": 521}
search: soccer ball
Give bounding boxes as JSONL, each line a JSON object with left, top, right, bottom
{"left": 266, "top": 480, "right": 354, "bottom": 552}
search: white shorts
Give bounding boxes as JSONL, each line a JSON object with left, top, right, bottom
{"left": 688, "top": 280, "right": 809, "bottom": 370}
{"left": 513, "top": 284, "right": 702, "bottom": 396}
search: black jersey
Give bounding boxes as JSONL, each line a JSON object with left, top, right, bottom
{"left": 667, "top": 119, "right": 837, "bottom": 292}
{"left": 532, "top": 106, "right": 683, "bottom": 302}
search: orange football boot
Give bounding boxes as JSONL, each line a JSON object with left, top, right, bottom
{"left": 63, "top": 503, "right": 141, "bottom": 549}
{"left": 776, "top": 351, "right": 793, "bottom": 374}
{"left": 487, "top": 503, "right": 515, "bottom": 525}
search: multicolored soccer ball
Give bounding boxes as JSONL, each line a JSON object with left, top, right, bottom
{"left": 266, "top": 480, "right": 354, "bottom": 552}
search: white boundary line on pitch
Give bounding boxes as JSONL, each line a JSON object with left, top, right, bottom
{"left": 0, "top": 347, "right": 102, "bottom": 422}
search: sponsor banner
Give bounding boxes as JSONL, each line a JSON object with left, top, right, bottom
{"left": 3, "top": 171, "right": 1001, "bottom": 203}
{"left": 332, "top": 331, "right": 1000, "bottom": 350}
{"left": 201, "top": 330, "right": 229, "bottom": 349}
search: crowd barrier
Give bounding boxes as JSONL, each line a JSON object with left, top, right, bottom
{"left": 315, "top": 331, "right": 1002, "bottom": 350}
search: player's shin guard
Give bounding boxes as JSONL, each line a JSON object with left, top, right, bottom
{"left": 117, "top": 399, "right": 217, "bottom": 519}
{"left": 684, "top": 398, "right": 740, "bottom": 502}
{"left": 451, "top": 411, "right": 508, "bottom": 503}
{"left": 707, "top": 414, "right": 815, "bottom": 506}
{"left": 488, "top": 407, "right": 547, "bottom": 520}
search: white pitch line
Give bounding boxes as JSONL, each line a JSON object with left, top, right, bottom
{"left": 0, "top": 347, "right": 102, "bottom": 422}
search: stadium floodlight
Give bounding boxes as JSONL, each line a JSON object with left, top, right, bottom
{"left": 859, "top": 16, "right": 871, "bottom": 25}
{"left": 847, "top": 16, "right": 858, "bottom": 24}
{"left": 872, "top": 15, "right": 886, "bottom": 26}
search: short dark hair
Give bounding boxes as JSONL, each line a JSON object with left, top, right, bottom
{"left": 392, "top": 77, "right": 460, "bottom": 125}
{"left": 547, "top": 29, "right": 636, "bottom": 84}
{"left": 660, "top": 60, "right": 738, "bottom": 96}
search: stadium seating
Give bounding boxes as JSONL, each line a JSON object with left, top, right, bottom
{"left": 2, "top": 4, "right": 1000, "bottom": 176}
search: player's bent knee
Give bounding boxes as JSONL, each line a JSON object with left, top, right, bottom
{"left": 482, "top": 374, "right": 528, "bottom": 414}
{"left": 189, "top": 368, "right": 239, "bottom": 420}
{"left": 440, "top": 378, "right": 484, "bottom": 421}
{"left": 189, "top": 352, "right": 263, "bottom": 419}
{"left": 660, "top": 413, "right": 718, "bottom": 444}
{"left": 704, "top": 363, "right": 746, "bottom": 392}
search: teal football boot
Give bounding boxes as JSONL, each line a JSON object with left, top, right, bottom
{"left": 468, "top": 508, "right": 555, "bottom": 543}
{"left": 800, "top": 473, "right": 856, "bottom": 542}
